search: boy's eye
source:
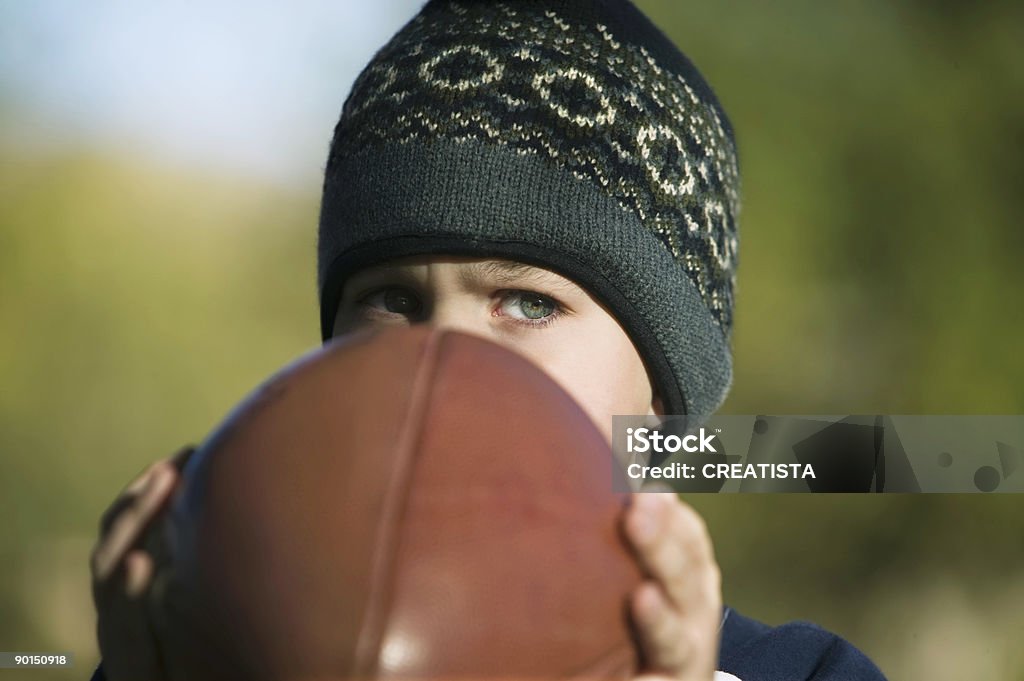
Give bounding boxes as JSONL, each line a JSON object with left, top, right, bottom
{"left": 501, "top": 292, "right": 557, "bottom": 321}
{"left": 361, "top": 286, "right": 422, "bottom": 315}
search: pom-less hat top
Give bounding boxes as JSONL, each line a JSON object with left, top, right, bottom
{"left": 318, "top": 0, "right": 740, "bottom": 418}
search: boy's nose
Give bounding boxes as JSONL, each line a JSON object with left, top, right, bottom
{"left": 427, "top": 302, "right": 489, "bottom": 340}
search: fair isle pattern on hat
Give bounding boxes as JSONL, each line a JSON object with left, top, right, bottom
{"left": 319, "top": 0, "right": 741, "bottom": 417}
{"left": 328, "top": 0, "right": 740, "bottom": 334}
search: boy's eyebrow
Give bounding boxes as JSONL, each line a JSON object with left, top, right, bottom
{"left": 342, "top": 265, "right": 420, "bottom": 297}
{"left": 465, "top": 260, "right": 581, "bottom": 292}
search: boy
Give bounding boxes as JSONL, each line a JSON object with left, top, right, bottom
{"left": 91, "top": 1, "right": 886, "bottom": 679}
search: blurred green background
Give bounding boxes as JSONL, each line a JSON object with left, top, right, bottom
{"left": 1, "top": 1, "right": 1022, "bottom": 679}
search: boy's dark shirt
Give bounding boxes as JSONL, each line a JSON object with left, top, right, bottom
{"left": 90, "top": 607, "right": 886, "bottom": 680}
{"left": 718, "top": 607, "right": 887, "bottom": 680}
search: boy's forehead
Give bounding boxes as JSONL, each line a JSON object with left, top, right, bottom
{"left": 352, "top": 256, "right": 583, "bottom": 290}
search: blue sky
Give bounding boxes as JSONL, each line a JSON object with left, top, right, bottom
{"left": 1, "top": 1, "right": 423, "bottom": 187}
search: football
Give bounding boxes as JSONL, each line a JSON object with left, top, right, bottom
{"left": 144, "top": 325, "right": 641, "bottom": 681}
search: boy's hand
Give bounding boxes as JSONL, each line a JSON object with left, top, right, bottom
{"left": 90, "top": 446, "right": 193, "bottom": 681}
{"left": 624, "top": 492, "right": 723, "bottom": 681}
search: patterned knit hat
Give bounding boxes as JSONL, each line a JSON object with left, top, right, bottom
{"left": 318, "top": 0, "right": 740, "bottom": 417}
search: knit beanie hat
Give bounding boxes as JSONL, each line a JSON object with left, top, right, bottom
{"left": 318, "top": 0, "right": 740, "bottom": 418}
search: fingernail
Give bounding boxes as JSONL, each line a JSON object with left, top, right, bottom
{"left": 147, "top": 466, "right": 175, "bottom": 498}
{"left": 126, "top": 467, "right": 156, "bottom": 496}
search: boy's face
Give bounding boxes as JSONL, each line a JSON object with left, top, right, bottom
{"left": 331, "top": 256, "right": 662, "bottom": 441}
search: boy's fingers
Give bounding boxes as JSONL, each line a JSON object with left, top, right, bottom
{"left": 625, "top": 493, "right": 714, "bottom": 610}
{"left": 98, "top": 463, "right": 162, "bottom": 537}
{"left": 633, "top": 580, "right": 721, "bottom": 681}
{"left": 92, "top": 465, "right": 176, "bottom": 581}
{"left": 624, "top": 492, "right": 668, "bottom": 551}
{"left": 90, "top": 449, "right": 193, "bottom": 681}
{"left": 632, "top": 581, "right": 690, "bottom": 672}
{"left": 625, "top": 493, "right": 722, "bottom": 680}
{"left": 97, "top": 448, "right": 193, "bottom": 538}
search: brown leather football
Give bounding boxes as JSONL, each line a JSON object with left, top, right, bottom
{"left": 145, "top": 325, "right": 641, "bottom": 681}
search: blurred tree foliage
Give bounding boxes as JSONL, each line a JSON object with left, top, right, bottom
{"left": 1, "top": 1, "right": 1022, "bottom": 679}
{"left": 637, "top": 0, "right": 1024, "bottom": 415}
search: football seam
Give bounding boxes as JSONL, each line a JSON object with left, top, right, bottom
{"left": 351, "top": 326, "right": 447, "bottom": 678}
